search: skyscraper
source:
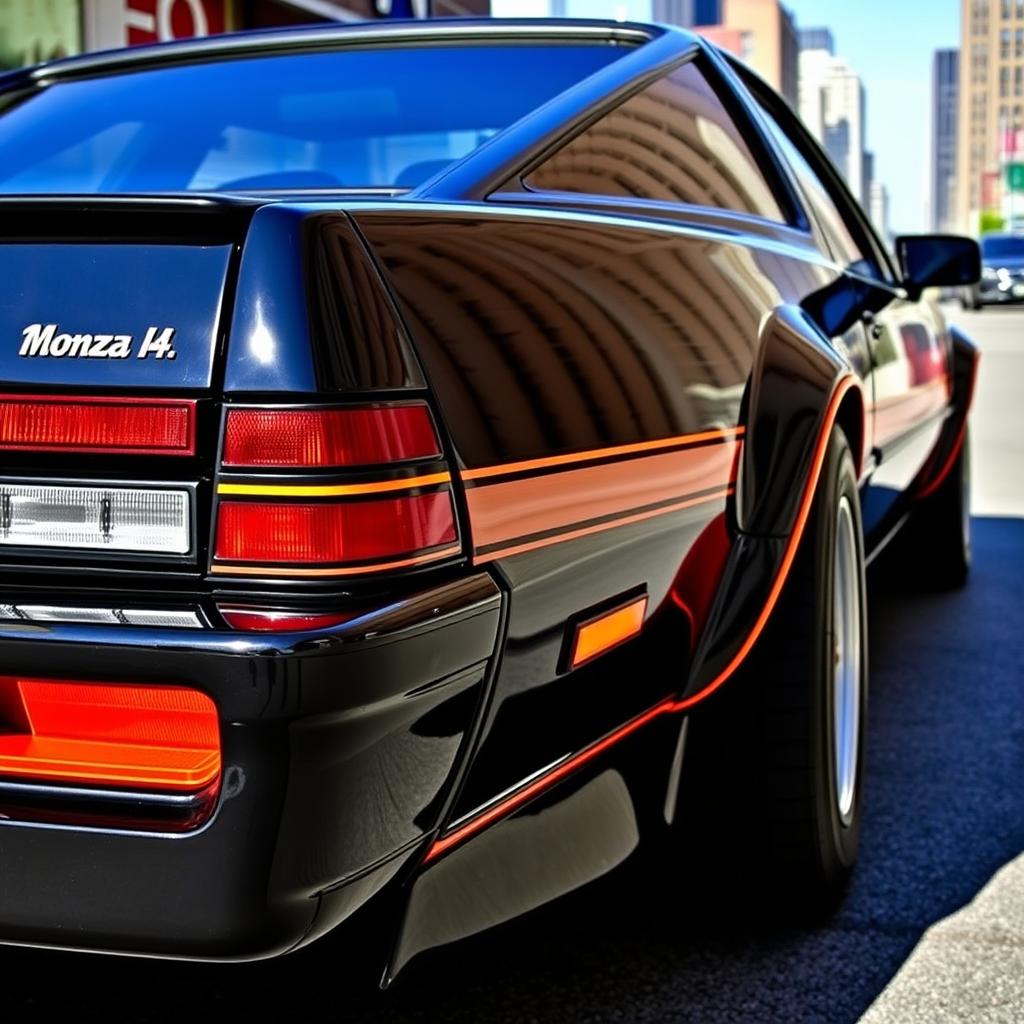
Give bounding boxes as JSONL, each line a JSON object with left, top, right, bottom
{"left": 799, "top": 46, "right": 868, "bottom": 205}
{"left": 651, "top": 1, "right": 697, "bottom": 24}
{"left": 695, "top": 0, "right": 799, "bottom": 107}
{"left": 869, "top": 181, "right": 891, "bottom": 243}
{"left": 798, "top": 26, "right": 833, "bottom": 53}
{"left": 931, "top": 49, "right": 959, "bottom": 233}
{"left": 956, "top": 0, "right": 1024, "bottom": 234}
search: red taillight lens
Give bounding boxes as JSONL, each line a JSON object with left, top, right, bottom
{"left": 223, "top": 404, "right": 440, "bottom": 467}
{"left": 0, "top": 394, "right": 195, "bottom": 455}
{"left": 214, "top": 492, "right": 457, "bottom": 565}
{"left": 218, "top": 608, "right": 358, "bottom": 631}
{"left": 0, "top": 678, "right": 220, "bottom": 792}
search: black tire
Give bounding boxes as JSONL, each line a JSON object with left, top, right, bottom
{"left": 887, "top": 428, "right": 971, "bottom": 590}
{"left": 677, "top": 428, "right": 868, "bottom": 911}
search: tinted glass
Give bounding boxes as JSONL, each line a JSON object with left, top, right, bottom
{"left": 749, "top": 95, "right": 874, "bottom": 273}
{"left": 524, "top": 59, "right": 783, "bottom": 222}
{"left": 0, "top": 45, "right": 626, "bottom": 193}
{"left": 981, "top": 235, "right": 1024, "bottom": 258}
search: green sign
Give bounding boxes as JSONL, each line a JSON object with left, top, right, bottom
{"left": 0, "top": 0, "right": 81, "bottom": 72}
{"left": 1007, "top": 162, "right": 1024, "bottom": 192}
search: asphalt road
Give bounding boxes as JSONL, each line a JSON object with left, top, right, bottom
{"left": 4, "top": 306, "right": 1024, "bottom": 1023}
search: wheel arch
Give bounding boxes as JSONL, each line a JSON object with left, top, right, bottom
{"left": 674, "top": 304, "right": 865, "bottom": 706}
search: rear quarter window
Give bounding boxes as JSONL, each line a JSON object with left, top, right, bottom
{"left": 524, "top": 58, "right": 784, "bottom": 223}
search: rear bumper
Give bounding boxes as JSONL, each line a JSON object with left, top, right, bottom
{"left": 0, "top": 574, "right": 501, "bottom": 960}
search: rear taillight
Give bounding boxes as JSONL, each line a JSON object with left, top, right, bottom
{"left": 211, "top": 402, "right": 461, "bottom": 578}
{"left": 0, "top": 394, "right": 195, "bottom": 456}
{"left": 0, "top": 677, "right": 220, "bottom": 793}
{"left": 223, "top": 405, "right": 439, "bottom": 467}
{"left": 218, "top": 607, "right": 357, "bottom": 631}
{"left": 215, "top": 493, "right": 456, "bottom": 565}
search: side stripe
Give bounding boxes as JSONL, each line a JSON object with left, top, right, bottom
{"left": 464, "top": 433, "right": 742, "bottom": 562}
{"left": 461, "top": 426, "right": 744, "bottom": 481}
{"left": 424, "top": 376, "right": 860, "bottom": 863}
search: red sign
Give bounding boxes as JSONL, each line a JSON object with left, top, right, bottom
{"left": 982, "top": 170, "right": 1001, "bottom": 210}
{"left": 124, "top": 0, "right": 227, "bottom": 45}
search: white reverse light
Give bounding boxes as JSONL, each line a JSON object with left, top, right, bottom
{"left": 0, "top": 604, "right": 203, "bottom": 628}
{"left": 0, "top": 483, "right": 190, "bottom": 555}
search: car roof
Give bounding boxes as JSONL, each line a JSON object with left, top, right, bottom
{"left": 4, "top": 18, "right": 680, "bottom": 87}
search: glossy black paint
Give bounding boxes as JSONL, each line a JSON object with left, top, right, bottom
{"left": 0, "top": 574, "right": 500, "bottom": 958}
{"left": 225, "top": 206, "right": 425, "bottom": 393}
{"left": 739, "top": 305, "right": 861, "bottom": 536}
{"left": 0, "top": 18, "right": 982, "bottom": 973}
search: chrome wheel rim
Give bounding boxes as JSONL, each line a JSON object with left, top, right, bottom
{"left": 833, "top": 496, "right": 861, "bottom": 826}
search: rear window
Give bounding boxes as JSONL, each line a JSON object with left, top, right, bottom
{"left": 0, "top": 44, "right": 627, "bottom": 194}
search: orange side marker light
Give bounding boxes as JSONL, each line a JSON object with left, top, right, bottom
{"left": 570, "top": 596, "right": 648, "bottom": 670}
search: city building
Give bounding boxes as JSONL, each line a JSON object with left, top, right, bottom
{"left": 956, "top": 0, "right": 1024, "bottom": 235}
{"left": 931, "top": 49, "right": 959, "bottom": 233}
{"left": 0, "top": 0, "right": 490, "bottom": 69}
{"left": 869, "top": 180, "right": 891, "bottom": 244}
{"left": 651, "top": 1, "right": 694, "bottom": 23}
{"left": 695, "top": 0, "right": 799, "bottom": 107}
{"left": 651, "top": 0, "right": 721, "bottom": 26}
{"left": 799, "top": 44, "right": 868, "bottom": 206}
{"left": 797, "top": 25, "right": 832, "bottom": 53}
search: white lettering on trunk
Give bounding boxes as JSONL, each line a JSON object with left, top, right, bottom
{"left": 18, "top": 325, "right": 177, "bottom": 362}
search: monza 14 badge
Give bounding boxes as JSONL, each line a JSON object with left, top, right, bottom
{"left": 19, "top": 324, "right": 177, "bottom": 360}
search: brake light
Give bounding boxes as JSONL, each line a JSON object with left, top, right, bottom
{"left": 0, "top": 394, "right": 195, "bottom": 456}
{"left": 213, "top": 402, "right": 462, "bottom": 577}
{"left": 218, "top": 607, "right": 358, "bottom": 631}
{"left": 214, "top": 493, "right": 456, "bottom": 565}
{"left": 223, "top": 404, "right": 440, "bottom": 467}
{"left": 0, "top": 677, "right": 220, "bottom": 793}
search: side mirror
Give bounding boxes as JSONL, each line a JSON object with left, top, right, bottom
{"left": 894, "top": 234, "right": 981, "bottom": 297}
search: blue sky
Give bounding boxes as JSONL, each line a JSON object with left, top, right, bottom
{"left": 491, "top": 1, "right": 961, "bottom": 233}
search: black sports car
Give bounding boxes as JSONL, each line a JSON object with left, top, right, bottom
{"left": 0, "top": 19, "right": 979, "bottom": 978}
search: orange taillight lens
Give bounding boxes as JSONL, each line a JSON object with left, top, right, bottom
{"left": 0, "top": 678, "right": 220, "bottom": 792}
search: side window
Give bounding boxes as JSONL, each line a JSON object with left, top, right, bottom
{"left": 747, "top": 91, "right": 887, "bottom": 280}
{"left": 524, "top": 59, "right": 785, "bottom": 223}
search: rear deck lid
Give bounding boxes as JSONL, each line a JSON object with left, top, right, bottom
{"left": 0, "top": 242, "right": 230, "bottom": 389}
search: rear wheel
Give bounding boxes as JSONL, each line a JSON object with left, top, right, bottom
{"left": 678, "top": 428, "right": 867, "bottom": 909}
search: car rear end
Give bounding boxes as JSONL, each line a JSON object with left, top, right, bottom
{"left": 0, "top": 195, "right": 510, "bottom": 958}
{"left": 0, "top": 24, "right": 647, "bottom": 959}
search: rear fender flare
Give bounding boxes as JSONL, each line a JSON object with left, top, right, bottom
{"left": 914, "top": 324, "right": 979, "bottom": 500}
{"left": 676, "top": 304, "right": 865, "bottom": 704}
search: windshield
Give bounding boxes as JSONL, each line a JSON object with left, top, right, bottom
{"left": 981, "top": 235, "right": 1024, "bottom": 260}
{"left": 0, "top": 43, "right": 626, "bottom": 194}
